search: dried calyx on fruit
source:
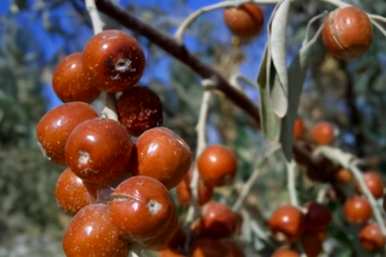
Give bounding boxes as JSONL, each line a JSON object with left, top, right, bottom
{"left": 223, "top": 3, "right": 264, "bottom": 40}
{"left": 83, "top": 30, "right": 145, "bottom": 92}
{"left": 322, "top": 6, "right": 373, "bottom": 59}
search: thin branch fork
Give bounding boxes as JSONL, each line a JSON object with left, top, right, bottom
{"left": 95, "top": 0, "right": 261, "bottom": 128}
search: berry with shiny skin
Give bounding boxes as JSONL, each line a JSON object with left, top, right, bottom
{"left": 311, "top": 121, "right": 335, "bottom": 145}
{"left": 36, "top": 102, "right": 98, "bottom": 164}
{"left": 65, "top": 118, "right": 133, "bottom": 186}
{"left": 322, "top": 6, "right": 373, "bottom": 59}
{"left": 268, "top": 205, "right": 304, "bottom": 242}
{"left": 358, "top": 171, "right": 384, "bottom": 199}
{"left": 63, "top": 203, "right": 129, "bottom": 257}
{"left": 53, "top": 52, "right": 99, "bottom": 103}
{"left": 109, "top": 176, "right": 176, "bottom": 244}
{"left": 135, "top": 127, "right": 192, "bottom": 189}
{"left": 176, "top": 170, "right": 213, "bottom": 207}
{"left": 55, "top": 167, "right": 94, "bottom": 215}
{"left": 116, "top": 86, "right": 163, "bottom": 136}
{"left": 359, "top": 223, "right": 386, "bottom": 252}
{"left": 343, "top": 195, "right": 372, "bottom": 224}
{"left": 197, "top": 145, "right": 237, "bottom": 187}
{"left": 83, "top": 30, "right": 145, "bottom": 92}
{"left": 223, "top": 3, "right": 264, "bottom": 40}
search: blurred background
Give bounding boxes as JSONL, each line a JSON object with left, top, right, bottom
{"left": 0, "top": 0, "right": 385, "bottom": 256}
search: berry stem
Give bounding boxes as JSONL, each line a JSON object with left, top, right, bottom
{"left": 287, "top": 159, "right": 300, "bottom": 207}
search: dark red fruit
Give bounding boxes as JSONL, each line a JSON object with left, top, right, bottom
{"left": 303, "top": 202, "right": 331, "bottom": 233}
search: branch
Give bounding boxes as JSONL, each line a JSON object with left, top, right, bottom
{"left": 85, "top": 0, "right": 104, "bottom": 33}
{"left": 95, "top": 0, "right": 261, "bottom": 128}
{"left": 287, "top": 159, "right": 300, "bottom": 207}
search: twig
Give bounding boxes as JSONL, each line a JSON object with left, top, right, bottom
{"left": 185, "top": 82, "right": 213, "bottom": 223}
{"left": 369, "top": 14, "right": 386, "bottom": 24}
{"left": 241, "top": 209, "right": 270, "bottom": 241}
{"left": 287, "top": 159, "right": 300, "bottom": 207}
{"left": 85, "top": 0, "right": 104, "bottom": 33}
{"left": 232, "top": 142, "right": 280, "bottom": 211}
{"left": 371, "top": 19, "right": 386, "bottom": 38}
{"left": 302, "top": 11, "right": 327, "bottom": 47}
{"left": 314, "top": 146, "right": 386, "bottom": 236}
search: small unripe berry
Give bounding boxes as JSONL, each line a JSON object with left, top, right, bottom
{"left": 271, "top": 248, "right": 300, "bottom": 257}
{"left": 223, "top": 3, "right": 264, "bottom": 40}
{"left": 322, "top": 6, "right": 373, "bottom": 59}
{"left": 343, "top": 195, "right": 372, "bottom": 224}
{"left": 359, "top": 223, "right": 386, "bottom": 252}
{"left": 83, "top": 30, "right": 145, "bottom": 92}
{"left": 357, "top": 171, "right": 384, "bottom": 199}
{"left": 311, "top": 121, "right": 335, "bottom": 145}
{"left": 116, "top": 86, "right": 163, "bottom": 136}
{"left": 268, "top": 205, "right": 304, "bottom": 242}
{"left": 135, "top": 127, "right": 192, "bottom": 189}
{"left": 55, "top": 167, "right": 94, "bottom": 215}
{"left": 335, "top": 168, "right": 352, "bottom": 184}
{"left": 109, "top": 176, "right": 176, "bottom": 245}
{"left": 197, "top": 145, "right": 237, "bottom": 187}
{"left": 65, "top": 118, "right": 133, "bottom": 186}
{"left": 36, "top": 102, "right": 98, "bottom": 164}
{"left": 63, "top": 203, "right": 129, "bottom": 257}
{"left": 292, "top": 117, "right": 305, "bottom": 140}
{"left": 53, "top": 52, "right": 99, "bottom": 103}
{"left": 176, "top": 170, "right": 213, "bottom": 207}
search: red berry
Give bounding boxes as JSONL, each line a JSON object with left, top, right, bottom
{"left": 301, "top": 232, "right": 325, "bottom": 257}
{"left": 293, "top": 118, "right": 305, "bottom": 140}
{"left": 55, "top": 167, "right": 94, "bottom": 215}
{"left": 223, "top": 3, "right": 264, "bottom": 40}
{"left": 303, "top": 202, "right": 331, "bottom": 233}
{"left": 358, "top": 171, "right": 384, "bottom": 199}
{"left": 343, "top": 196, "right": 372, "bottom": 224}
{"left": 176, "top": 170, "right": 213, "bottom": 207}
{"left": 359, "top": 223, "right": 386, "bottom": 252}
{"left": 116, "top": 86, "right": 163, "bottom": 136}
{"left": 63, "top": 203, "right": 129, "bottom": 257}
{"left": 53, "top": 52, "right": 99, "bottom": 103}
{"left": 83, "top": 30, "right": 145, "bottom": 92}
{"left": 109, "top": 176, "right": 176, "bottom": 245}
{"left": 311, "top": 121, "right": 335, "bottom": 145}
{"left": 135, "top": 127, "right": 192, "bottom": 189}
{"left": 271, "top": 248, "right": 300, "bottom": 257}
{"left": 192, "top": 238, "right": 244, "bottom": 257}
{"left": 36, "top": 102, "right": 98, "bottom": 164}
{"left": 268, "top": 205, "right": 304, "bottom": 242}
{"left": 197, "top": 145, "right": 237, "bottom": 187}
{"left": 65, "top": 118, "right": 133, "bottom": 186}
{"left": 335, "top": 168, "right": 352, "bottom": 184}
{"left": 322, "top": 6, "right": 373, "bottom": 59}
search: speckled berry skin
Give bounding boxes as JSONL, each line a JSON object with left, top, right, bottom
{"left": 223, "top": 3, "right": 264, "bottom": 40}
{"left": 53, "top": 52, "right": 99, "bottom": 103}
{"left": 116, "top": 86, "right": 163, "bottom": 136}
{"left": 197, "top": 145, "right": 237, "bottom": 187}
{"left": 109, "top": 176, "right": 176, "bottom": 245}
{"left": 63, "top": 203, "right": 129, "bottom": 257}
{"left": 65, "top": 118, "right": 133, "bottom": 187}
{"left": 343, "top": 196, "right": 372, "bottom": 224}
{"left": 135, "top": 127, "right": 192, "bottom": 189}
{"left": 311, "top": 121, "right": 335, "bottom": 145}
{"left": 83, "top": 30, "right": 145, "bottom": 92}
{"left": 271, "top": 248, "right": 300, "bottom": 257}
{"left": 55, "top": 167, "right": 94, "bottom": 215}
{"left": 322, "top": 6, "right": 373, "bottom": 59}
{"left": 268, "top": 205, "right": 304, "bottom": 242}
{"left": 36, "top": 102, "right": 98, "bottom": 164}
{"left": 359, "top": 223, "right": 386, "bottom": 252}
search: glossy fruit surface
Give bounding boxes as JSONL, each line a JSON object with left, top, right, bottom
{"left": 335, "top": 168, "right": 352, "bottom": 184}
{"left": 191, "top": 239, "right": 244, "bottom": 257}
{"left": 343, "top": 196, "right": 372, "bottom": 224}
{"left": 53, "top": 52, "right": 99, "bottom": 103}
{"left": 223, "top": 3, "right": 264, "bottom": 39}
{"left": 198, "top": 201, "right": 241, "bottom": 238}
{"left": 197, "top": 145, "right": 237, "bottom": 187}
{"left": 176, "top": 170, "right": 213, "bottom": 207}
{"left": 359, "top": 223, "right": 386, "bottom": 251}
{"left": 322, "top": 6, "right": 372, "bottom": 59}
{"left": 36, "top": 102, "right": 98, "bottom": 164}
{"left": 311, "top": 121, "right": 335, "bottom": 145}
{"left": 83, "top": 30, "right": 145, "bottom": 92}
{"left": 268, "top": 205, "right": 304, "bottom": 241}
{"left": 65, "top": 118, "right": 133, "bottom": 186}
{"left": 135, "top": 127, "right": 192, "bottom": 189}
{"left": 116, "top": 86, "right": 163, "bottom": 136}
{"left": 109, "top": 176, "right": 176, "bottom": 243}
{"left": 63, "top": 203, "right": 129, "bottom": 257}
{"left": 293, "top": 118, "right": 305, "bottom": 140}
{"left": 359, "top": 171, "right": 384, "bottom": 199}
{"left": 55, "top": 167, "right": 94, "bottom": 215}
{"left": 303, "top": 202, "right": 331, "bottom": 233}
{"left": 271, "top": 248, "right": 300, "bottom": 257}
